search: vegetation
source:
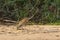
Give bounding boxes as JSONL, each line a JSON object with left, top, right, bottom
{"left": 0, "top": 0, "right": 60, "bottom": 25}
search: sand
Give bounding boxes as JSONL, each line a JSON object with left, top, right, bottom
{"left": 0, "top": 25, "right": 60, "bottom": 40}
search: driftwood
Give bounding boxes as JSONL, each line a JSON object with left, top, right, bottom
{"left": 0, "top": 18, "right": 16, "bottom": 25}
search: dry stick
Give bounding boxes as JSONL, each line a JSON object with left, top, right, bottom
{"left": 15, "top": 0, "right": 40, "bottom": 29}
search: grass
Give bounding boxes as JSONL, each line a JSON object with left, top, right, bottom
{"left": 27, "top": 21, "right": 60, "bottom": 25}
